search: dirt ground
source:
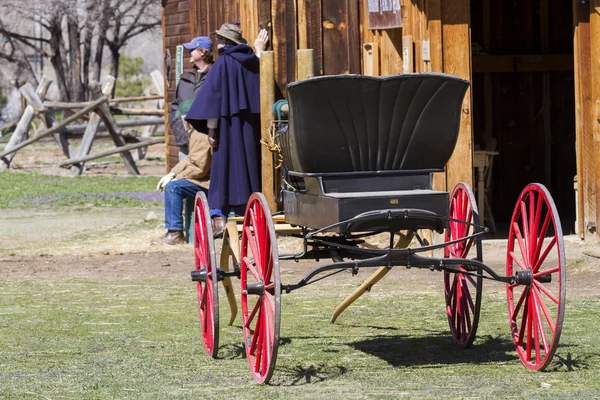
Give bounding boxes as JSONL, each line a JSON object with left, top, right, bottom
{"left": 2, "top": 138, "right": 600, "bottom": 300}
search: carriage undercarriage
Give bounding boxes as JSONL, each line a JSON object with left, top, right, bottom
{"left": 189, "top": 74, "right": 566, "bottom": 384}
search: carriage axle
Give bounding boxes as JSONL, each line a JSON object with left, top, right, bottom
{"left": 191, "top": 268, "right": 240, "bottom": 283}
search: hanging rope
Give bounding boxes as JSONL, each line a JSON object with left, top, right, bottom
{"left": 259, "top": 100, "right": 297, "bottom": 191}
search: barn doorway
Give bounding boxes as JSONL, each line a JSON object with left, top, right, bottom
{"left": 469, "top": 0, "right": 576, "bottom": 236}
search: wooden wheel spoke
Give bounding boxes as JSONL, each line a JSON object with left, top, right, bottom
{"left": 195, "top": 246, "right": 206, "bottom": 269}
{"left": 533, "top": 266, "right": 560, "bottom": 280}
{"left": 533, "top": 279, "right": 559, "bottom": 305}
{"left": 262, "top": 298, "right": 273, "bottom": 364}
{"left": 244, "top": 225, "right": 261, "bottom": 269}
{"left": 529, "top": 288, "right": 547, "bottom": 354}
{"left": 519, "top": 201, "right": 530, "bottom": 262}
{"left": 199, "top": 283, "right": 207, "bottom": 310}
{"left": 526, "top": 297, "right": 533, "bottom": 360}
{"left": 509, "top": 251, "right": 528, "bottom": 271}
{"left": 264, "top": 289, "right": 276, "bottom": 311}
{"left": 531, "top": 285, "right": 556, "bottom": 333}
{"left": 461, "top": 277, "right": 475, "bottom": 313}
{"left": 243, "top": 257, "right": 261, "bottom": 281}
{"left": 527, "top": 194, "right": 537, "bottom": 264}
{"left": 250, "top": 301, "right": 263, "bottom": 355}
{"left": 262, "top": 246, "right": 273, "bottom": 284}
{"left": 532, "top": 202, "right": 552, "bottom": 262}
{"left": 466, "top": 272, "right": 478, "bottom": 287}
{"left": 245, "top": 297, "right": 262, "bottom": 329}
{"left": 532, "top": 236, "right": 557, "bottom": 274}
{"left": 461, "top": 290, "right": 472, "bottom": 332}
{"left": 513, "top": 222, "right": 529, "bottom": 268}
{"left": 512, "top": 287, "right": 528, "bottom": 325}
{"left": 462, "top": 236, "right": 475, "bottom": 258}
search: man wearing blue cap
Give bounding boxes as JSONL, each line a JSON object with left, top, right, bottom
{"left": 168, "top": 36, "right": 214, "bottom": 160}
{"left": 154, "top": 35, "right": 215, "bottom": 245}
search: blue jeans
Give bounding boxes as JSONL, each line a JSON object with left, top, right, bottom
{"left": 164, "top": 179, "right": 207, "bottom": 231}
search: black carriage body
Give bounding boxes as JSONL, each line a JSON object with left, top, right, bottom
{"left": 280, "top": 73, "right": 470, "bottom": 233}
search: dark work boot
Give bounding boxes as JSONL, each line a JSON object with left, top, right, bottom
{"left": 152, "top": 230, "right": 185, "bottom": 245}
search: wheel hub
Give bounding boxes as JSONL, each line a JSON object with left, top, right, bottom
{"left": 191, "top": 268, "right": 208, "bottom": 282}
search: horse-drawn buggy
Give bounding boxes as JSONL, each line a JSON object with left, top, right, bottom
{"left": 190, "top": 73, "right": 566, "bottom": 383}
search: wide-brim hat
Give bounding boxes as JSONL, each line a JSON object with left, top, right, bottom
{"left": 213, "top": 23, "right": 245, "bottom": 45}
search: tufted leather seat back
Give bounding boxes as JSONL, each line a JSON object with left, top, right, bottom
{"left": 282, "top": 73, "right": 470, "bottom": 174}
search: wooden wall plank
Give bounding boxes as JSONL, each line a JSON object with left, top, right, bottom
{"left": 196, "top": 0, "right": 208, "bottom": 35}
{"left": 347, "top": 0, "right": 361, "bottom": 73}
{"left": 163, "top": 0, "right": 192, "bottom": 171}
{"left": 441, "top": 0, "right": 473, "bottom": 189}
{"left": 305, "top": 0, "right": 323, "bottom": 75}
{"left": 573, "top": 0, "right": 595, "bottom": 238}
{"left": 590, "top": 1, "right": 600, "bottom": 238}
{"left": 272, "top": 0, "right": 296, "bottom": 96}
{"left": 322, "top": 0, "right": 350, "bottom": 74}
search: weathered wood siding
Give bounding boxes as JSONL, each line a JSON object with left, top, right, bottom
{"left": 162, "top": 0, "right": 192, "bottom": 170}
{"left": 160, "top": 0, "right": 590, "bottom": 237}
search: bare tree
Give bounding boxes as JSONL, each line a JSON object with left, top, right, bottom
{"left": 0, "top": 0, "right": 160, "bottom": 101}
{"left": 105, "top": 0, "right": 161, "bottom": 88}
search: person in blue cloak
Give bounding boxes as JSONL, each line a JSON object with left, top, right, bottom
{"left": 185, "top": 23, "right": 266, "bottom": 234}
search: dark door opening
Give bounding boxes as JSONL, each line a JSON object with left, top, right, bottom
{"left": 470, "top": 0, "right": 576, "bottom": 236}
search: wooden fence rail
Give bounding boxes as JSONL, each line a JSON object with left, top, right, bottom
{"left": 0, "top": 74, "right": 165, "bottom": 175}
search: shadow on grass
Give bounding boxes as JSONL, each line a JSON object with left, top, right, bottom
{"left": 350, "top": 332, "right": 519, "bottom": 367}
{"left": 270, "top": 363, "right": 348, "bottom": 386}
{"left": 546, "top": 352, "right": 591, "bottom": 372}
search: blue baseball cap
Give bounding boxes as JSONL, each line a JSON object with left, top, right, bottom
{"left": 182, "top": 36, "right": 213, "bottom": 51}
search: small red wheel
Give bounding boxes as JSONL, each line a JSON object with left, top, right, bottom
{"left": 240, "top": 193, "right": 281, "bottom": 384}
{"left": 193, "top": 191, "right": 219, "bottom": 358}
{"left": 444, "top": 183, "right": 483, "bottom": 348}
{"left": 507, "top": 183, "right": 565, "bottom": 371}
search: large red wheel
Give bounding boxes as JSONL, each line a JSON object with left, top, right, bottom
{"left": 240, "top": 193, "right": 281, "bottom": 384}
{"left": 507, "top": 183, "right": 565, "bottom": 371}
{"left": 193, "top": 191, "right": 219, "bottom": 358}
{"left": 444, "top": 183, "right": 483, "bottom": 348}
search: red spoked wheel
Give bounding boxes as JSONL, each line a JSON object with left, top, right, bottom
{"left": 240, "top": 193, "right": 281, "bottom": 384}
{"left": 193, "top": 191, "right": 219, "bottom": 358}
{"left": 507, "top": 183, "right": 565, "bottom": 371}
{"left": 444, "top": 183, "right": 483, "bottom": 348}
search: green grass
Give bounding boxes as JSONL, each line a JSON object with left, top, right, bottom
{"left": 1, "top": 273, "right": 599, "bottom": 399}
{"left": 0, "top": 171, "right": 162, "bottom": 208}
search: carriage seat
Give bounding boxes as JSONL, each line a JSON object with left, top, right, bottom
{"left": 280, "top": 73, "right": 470, "bottom": 232}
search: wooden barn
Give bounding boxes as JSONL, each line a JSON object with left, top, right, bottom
{"left": 160, "top": 0, "right": 599, "bottom": 241}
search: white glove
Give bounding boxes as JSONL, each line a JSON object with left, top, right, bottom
{"left": 157, "top": 172, "right": 175, "bottom": 192}
{"left": 254, "top": 29, "right": 268, "bottom": 57}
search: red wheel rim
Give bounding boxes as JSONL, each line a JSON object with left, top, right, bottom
{"left": 193, "top": 191, "right": 219, "bottom": 358}
{"left": 444, "top": 183, "right": 483, "bottom": 348}
{"left": 240, "top": 193, "right": 281, "bottom": 384}
{"left": 507, "top": 184, "right": 565, "bottom": 370}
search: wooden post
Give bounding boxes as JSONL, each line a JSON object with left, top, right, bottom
{"left": 590, "top": 0, "right": 600, "bottom": 238}
{"left": 296, "top": 49, "right": 314, "bottom": 80}
{"left": 441, "top": 0, "right": 473, "bottom": 190}
{"left": 573, "top": 0, "right": 594, "bottom": 238}
{"left": 428, "top": 0, "right": 445, "bottom": 192}
{"left": 70, "top": 79, "right": 115, "bottom": 175}
{"left": 260, "top": 51, "right": 277, "bottom": 212}
{"left": 0, "top": 80, "right": 51, "bottom": 169}
{"left": 91, "top": 76, "right": 140, "bottom": 175}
